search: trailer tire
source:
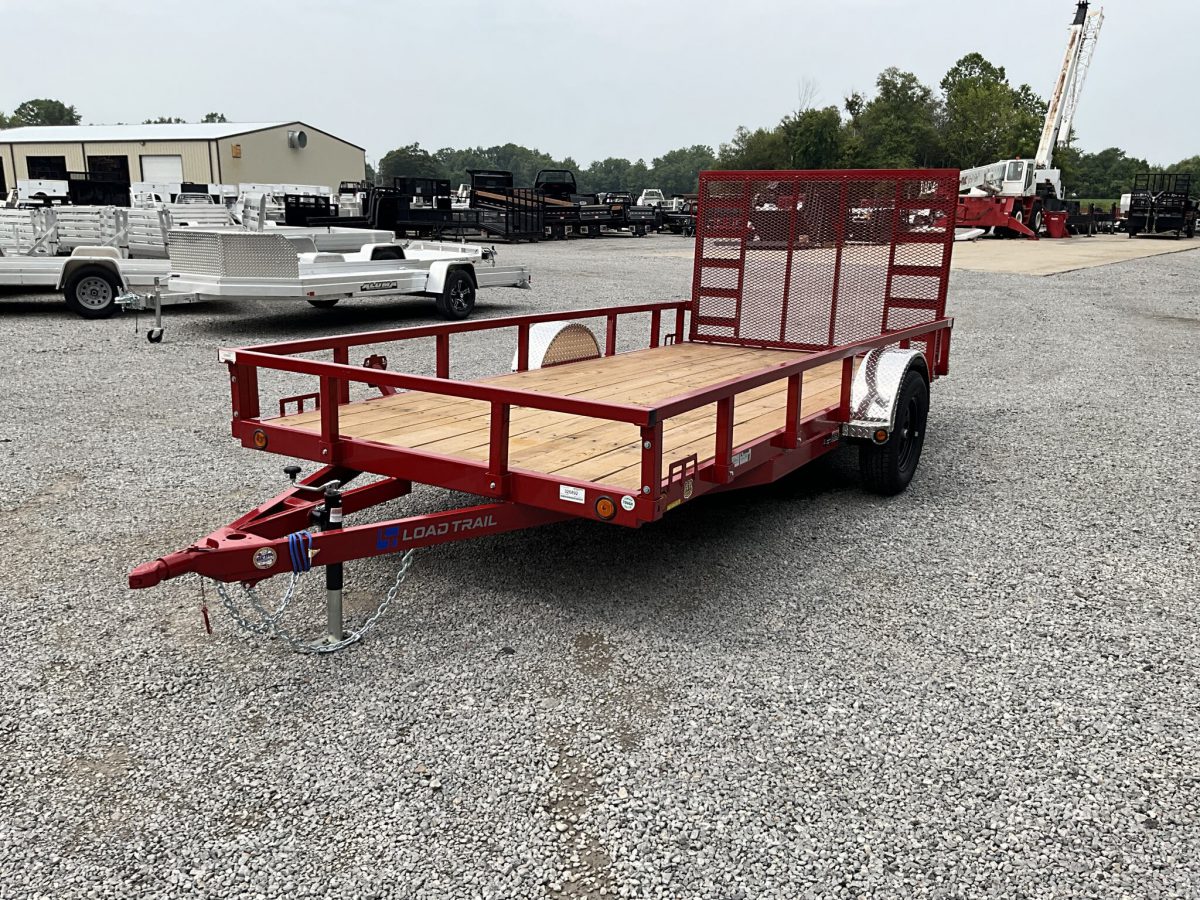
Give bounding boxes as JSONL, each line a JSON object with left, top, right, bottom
{"left": 859, "top": 369, "right": 929, "bottom": 496}
{"left": 307, "top": 298, "right": 340, "bottom": 309}
{"left": 436, "top": 269, "right": 476, "bottom": 320}
{"left": 64, "top": 265, "right": 121, "bottom": 319}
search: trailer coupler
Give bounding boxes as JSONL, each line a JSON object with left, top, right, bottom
{"left": 129, "top": 465, "right": 572, "bottom": 651}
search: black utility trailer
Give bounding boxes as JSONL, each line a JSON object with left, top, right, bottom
{"left": 466, "top": 170, "right": 546, "bottom": 241}
{"left": 534, "top": 170, "right": 654, "bottom": 239}
{"left": 292, "top": 176, "right": 543, "bottom": 242}
{"left": 1127, "top": 173, "right": 1196, "bottom": 239}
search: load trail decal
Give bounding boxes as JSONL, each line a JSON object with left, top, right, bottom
{"left": 376, "top": 513, "right": 497, "bottom": 550}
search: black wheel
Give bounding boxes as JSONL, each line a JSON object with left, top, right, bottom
{"left": 1030, "top": 203, "right": 1044, "bottom": 235}
{"left": 1187, "top": 220, "right": 1196, "bottom": 239}
{"left": 859, "top": 369, "right": 929, "bottom": 496}
{"left": 436, "top": 269, "right": 475, "bottom": 320}
{"left": 307, "top": 298, "right": 340, "bottom": 309}
{"left": 63, "top": 265, "right": 121, "bottom": 319}
{"left": 147, "top": 328, "right": 164, "bottom": 344}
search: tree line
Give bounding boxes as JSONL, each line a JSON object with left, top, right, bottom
{"left": 378, "top": 52, "right": 1196, "bottom": 201}
{"left": 5, "top": 74, "right": 1197, "bottom": 201}
{"left": 0, "top": 98, "right": 227, "bottom": 129}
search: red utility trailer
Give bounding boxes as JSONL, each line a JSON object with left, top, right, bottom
{"left": 130, "top": 169, "right": 958, "bottom": 652}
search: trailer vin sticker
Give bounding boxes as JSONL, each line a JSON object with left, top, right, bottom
{"left": 559, "top": 485, "right": 586, "bottom": 504}
{"left": 732, "top": 449, "right": 752, "bottom": 468}
{"left": 360, "top": 280, "right": 398, "bottom": 292}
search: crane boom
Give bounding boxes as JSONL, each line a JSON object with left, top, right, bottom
{"left": 1035, "top": 2, "right": 1104, "bottom": 169}
{"left": 1056, "top": 6, "right": 1103, "bottom": 149}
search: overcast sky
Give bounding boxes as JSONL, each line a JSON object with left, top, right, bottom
{"left": 2, "top": 0, "right": 1195, "bottom": 167}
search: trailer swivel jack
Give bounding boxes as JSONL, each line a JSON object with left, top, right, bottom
{"left": 283, "top": 466, "right": 348, "bottom": 650}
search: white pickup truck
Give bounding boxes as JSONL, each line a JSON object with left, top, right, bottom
{"left": 637, "top": 188, "right": 666, "bottom": 207}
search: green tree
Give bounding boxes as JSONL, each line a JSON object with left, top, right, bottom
{"left": 939, "top": 53, "right": 1045, "bottom": 167}
{"left": 1163, "top": 154, "right": 1200, "bottom": 175}
{"left": 1068, "top": 145, "right": 1151, "bottom": 198}
{"left": 11, "top": 98, "right": 80, "bottom": 126}
{"left": 715, "top": 126, "right": 790, "bottom": 170}
{"left": 582, "top": 157, "right": 650, "bottom": 193}
{"left": 781, "top": 106, "right": 843, "bottom": 169}
{"left": 143, "top": 116, "right": 187, "bottom": 124}
{"left": 649, "top": 145, "right": 716, "bottom": 196}
{"left": 379, "top": 142, "right": 444, "bottom": 180}
{"left": 202, "top": 112, "right": 228, "bottom": 123}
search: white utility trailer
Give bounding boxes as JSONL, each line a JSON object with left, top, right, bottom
{"left": 0, "top": 226, "right": 396, "bottom": 319}
{"left": 110, "top": 232, "right": 532, "bottom": 342}
{"left": 157, "top": 231, "right": 530, "bottom": 316}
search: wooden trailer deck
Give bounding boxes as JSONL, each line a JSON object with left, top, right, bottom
{"left": 273, "top": 342, "right": 852, "bottom": 491}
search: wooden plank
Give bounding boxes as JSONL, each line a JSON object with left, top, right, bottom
{"left": 341, "top": 345, "right": 803, "bottom": 447}
{"left": 268, "top": 342, "right": 854, "bottom": 491}
{"left": 275, "top": 343, "right": 768, "bottom": 435}
{"left": 401, "top": 349, "right": 803, "bottom": 454}
{"left": 508, "top": 369, "right": 842, "bottom": 478}
{"left": 549, "top": 376, "right": 843, "bottom": 488}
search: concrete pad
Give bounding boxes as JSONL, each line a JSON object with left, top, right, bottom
{"left": 951, "top": 233, "right": 1200, "bottom": 276}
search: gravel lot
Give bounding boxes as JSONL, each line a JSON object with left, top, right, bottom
{"left": 1, "top": 234, "right": 1197, "bottom": 899}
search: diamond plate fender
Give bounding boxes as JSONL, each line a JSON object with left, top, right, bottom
{"left": 843, "top": 347, "right": 929, "bottom": 440}
{"left": 510, "top": 321, "right": 601, "bottom": 371}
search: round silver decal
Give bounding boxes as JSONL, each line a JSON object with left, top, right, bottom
{"left": 620, "top": 495, "right": 636, "bottom": 512}
{"left": 252, "top": 547, "right": 278, "bottom": 570}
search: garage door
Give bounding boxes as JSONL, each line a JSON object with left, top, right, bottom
{"left": 140, "top": 154, "right": 183, "bottom": 182}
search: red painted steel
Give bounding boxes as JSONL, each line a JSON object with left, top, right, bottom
{"left": 130, "top": 169, "right": 958, "bottom": 594}
{"left": 130, "top": 500, "right": 571, "bottom": 588}
{"left": 690, "top": 169, "right": 958, "bottom": 352}
{"left": 956, "top": 195, "right": 1037, "bottom": 238}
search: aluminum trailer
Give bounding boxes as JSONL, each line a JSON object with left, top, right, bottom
{"left": 0, "top": 227, "right": 396, "bottom": 320}
{"left": 129, "top": 168, "right": 957, "bottom": 653}
{"left": 136, "top": 232, "right": 530, "bottom": 320}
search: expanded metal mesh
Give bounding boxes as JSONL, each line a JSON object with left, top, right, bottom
{"left": 690, "top": 170, "right": 957, "bottom": 351}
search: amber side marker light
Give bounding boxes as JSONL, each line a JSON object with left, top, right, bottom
{"left": 252, "top": 429, "right": 269, "bottom": 449}
{"left": 873, "top": 428, "right": 889, "bottom": 444}
{"left": 595, "top": 496, "right": 617, "bottom": 520}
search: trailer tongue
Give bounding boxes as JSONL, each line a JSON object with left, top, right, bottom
{"left": 130, "top": 168, "right": 959, "bottom": 653}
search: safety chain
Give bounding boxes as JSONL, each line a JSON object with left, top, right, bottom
{"left": 212, "top": 549, "right": 415, "bottom": 654}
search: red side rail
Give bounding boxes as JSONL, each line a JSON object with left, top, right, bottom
{"left": 225, "top": 313, "right": 952, "bottom": 530}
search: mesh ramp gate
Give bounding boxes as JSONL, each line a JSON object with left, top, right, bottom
{"left": 690, "top": 170, "right": 958, "bottom": 357}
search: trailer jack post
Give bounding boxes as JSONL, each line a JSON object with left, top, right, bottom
{"left": 310, "top": 485, "right": 346, "bottom": 650}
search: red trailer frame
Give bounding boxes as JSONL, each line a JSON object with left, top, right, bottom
{"left": 130, "top": 169, "right": 959, "bottom": 648}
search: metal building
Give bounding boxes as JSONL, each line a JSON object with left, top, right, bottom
{"left": 0, "top": 121, "right": 365, "bottom": 193}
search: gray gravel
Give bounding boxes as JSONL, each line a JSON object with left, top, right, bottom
{"left": 1, "top": 233, "right": 1198, "bottom": 899}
